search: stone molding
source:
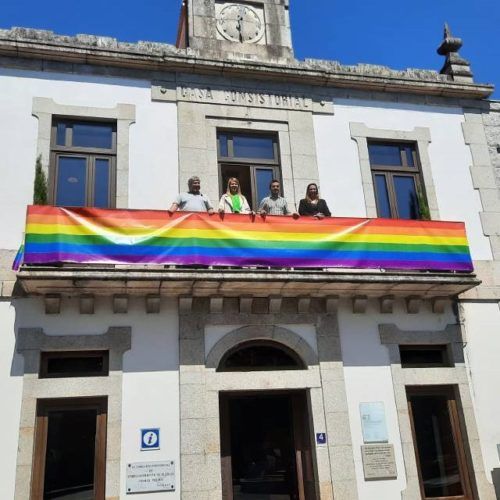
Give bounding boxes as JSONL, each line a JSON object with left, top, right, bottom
{"left": 350, "top": 123, "right": 439, "bottom": 219}
{"left": 152, "top": 80, "right": 334, "bottom": 114}
{"left": 31, "top": 97, "right": 136, "bottom": 209}
{"left": 14, "top": 326, "right": 131, "bottom": 500}
{"left": 205, "top": 324, "right": 319, "bottom": 369}
{"left": 0, "top": 28, "right": 494, "bottom": 99}
{"left": 459, "top": 107, "right": 500, "bottom": 300}
{"left": 179, "top": 301, "right": 358, "bottom": 499}
{"left": 379, "top": 323, "right": 460, "bottom": 345}
{"left": 176, "top": 102, "right": 320, "bottom": 214}
{"left": 379, "top": 323, "right": 495, "bottom": 500}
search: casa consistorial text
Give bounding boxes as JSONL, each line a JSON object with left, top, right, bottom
{"left": 152, "top": 81, "right": 313, "bottom": 110}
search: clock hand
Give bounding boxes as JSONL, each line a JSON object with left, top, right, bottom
{"left": 236, "top": 15, "right": 243, "bottom": 42}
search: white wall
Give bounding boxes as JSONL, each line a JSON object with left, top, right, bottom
{"left": 3, "top": 296, "right": 181, "bottom": 500}
{"left": 0, "top": 301, "right": 23, "bottom": 500}
{"left": 461, "top": 301, "right": 500, "bottom": 479}
{"left": 314, "top": 99, "right": 492, "bottom": 261}
{"left": 339, "top": 300, "right": 456, "bottom": 499}
{"left": 0, "top": 68, "right": 179, "bottom": 250}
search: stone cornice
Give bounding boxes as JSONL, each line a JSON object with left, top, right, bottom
{"left": 0, "top": 27, "right": 494, "bottom": 99}
{"left": 15, "top": 265, "right": 480, "bottom": 299}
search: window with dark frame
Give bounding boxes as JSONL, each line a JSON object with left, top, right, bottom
{"left": 368, "top": 141, "right": 428, "bottom": 220}
{"left": 39, "top": 351, "right": 109, "bottom": 378}
{"left": 399, "top": 345, "right": 452, "bottom": 368}
{"left": 218, "top": 341, "right": 305, "bottom": 372}
{"left": 50, "top": 119, "right": 117, "bottom": 208}
{"left": 217, "top": 131, "right": 281, "bottom": 210}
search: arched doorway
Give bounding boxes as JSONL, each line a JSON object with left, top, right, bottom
{"left": 217, "top": 341, "right": 317, "bottom": 500}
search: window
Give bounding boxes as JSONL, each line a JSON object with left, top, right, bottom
{"left": 50, "top": 119, "right": 117, "bottom": 208}
{"left": 218, "top": 341, "right": 304, "bottom": 372}
{"left": 368, "top": 141, "right": 427, "bottom": 220}
{"left": 407, "top": 387, "right": 474, "bottom": 500}
{"left": 217, "top": 132, "right": 281, "bottom": 210}
{"left": 31, "top": 398, "right": 107, "bottom": 499}
{"left": 399, "top": 345, "right": 452, "bottom": 368}
{"left": 40, "top": 351, "right": 109, "bottom": 378}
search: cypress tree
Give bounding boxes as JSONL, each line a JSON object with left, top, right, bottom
{"left": 33, "top": 155, "right": 47, "bottom": 205}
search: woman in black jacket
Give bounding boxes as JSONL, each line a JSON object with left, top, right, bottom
{"left": 298, "top": 183, "right": 331, "bottom": 219}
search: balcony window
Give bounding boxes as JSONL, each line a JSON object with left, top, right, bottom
{"left": 369, "top": 141, "right": 428, "bottom": 220}
{"left": 218, "top": 131, "right": 281, "bottom": 210}
{"left": 50, "top": 119, "right": 117, "bottom": 208}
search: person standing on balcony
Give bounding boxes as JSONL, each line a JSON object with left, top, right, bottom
{"left": 298, "top": 183, "right": 331, "bottom": 219}
{"left": 218, "top": 177, "right": 253, "bottom": 214}
{"left": 168, "top": 176, "right": 215, "bottom": 214}
{"left": 259, "top": 179, "right": 299, "bottom": 218}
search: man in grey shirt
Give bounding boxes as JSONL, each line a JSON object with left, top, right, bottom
{"left": 259, "top": 179, "right": 299, "bottom": 218}
{"left": 168, "top": 176, "right": 215, "bottom": 214}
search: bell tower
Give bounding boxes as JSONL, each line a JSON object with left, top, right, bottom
{"left": 177, "top": 0, "right": 294, "bottom": 61}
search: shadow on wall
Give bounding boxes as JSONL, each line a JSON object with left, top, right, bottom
{"left": 10, "top": 296, "right": 180, "bottom": 376}
{"left": 338, "top": 300, "right": 458, "bottom": 368}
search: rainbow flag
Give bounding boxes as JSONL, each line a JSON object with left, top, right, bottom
{"left": 12, "top": 244, "right": 25, "bottom": 271}
{"left": 22, "top": 205, "right": 473, "bottom": 272}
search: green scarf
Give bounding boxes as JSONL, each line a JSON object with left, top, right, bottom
{"left": 231, "top": 194, "right": 242, "bottom": 213}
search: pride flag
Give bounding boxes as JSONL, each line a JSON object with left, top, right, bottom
{"left": 12, "top": 244, "right": 24, "bottom": 271}
{"left": 21, "top": 205, "right": 473, "bottom": 272}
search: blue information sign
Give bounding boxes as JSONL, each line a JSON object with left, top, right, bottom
{"left": 141, "top": 428, "right": 160, "bottom": 451}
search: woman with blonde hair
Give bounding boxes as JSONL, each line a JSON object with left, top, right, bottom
{"left": 298, "top": 183, "right": 331, "bottom": 219}
{"left": 218, "top": 177, "right": 252, "bottom": 214}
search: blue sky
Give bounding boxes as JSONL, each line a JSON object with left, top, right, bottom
{"left": 2, "top": 0, "right": 498, "bottom": 97}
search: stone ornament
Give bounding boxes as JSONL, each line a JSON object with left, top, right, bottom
{"left": 216, "top": 3, "right": 265, "bottom": 44}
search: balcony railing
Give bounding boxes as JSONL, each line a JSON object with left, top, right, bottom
{"left": 15, "top": 205, "right": 479, "bottom": 299}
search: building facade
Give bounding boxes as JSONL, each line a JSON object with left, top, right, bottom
{"left": 0, "top": 1, "right": 499, "bottom": 499}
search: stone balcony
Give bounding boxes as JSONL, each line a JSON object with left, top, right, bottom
{"left": 14, "top": 206, "right": 480, "bottom": 309}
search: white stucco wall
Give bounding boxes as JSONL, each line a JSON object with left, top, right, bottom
{"left": 339, "top": 300, "right": 456, "bottom": 499}
{"left": 314, "top": 99, "right": 492, "bottom": 261}
{"left": 0, "top": 301, "right": 23, "bottom": 500}
{"left": 0, "top": 68, "right": 179, "bottom": 250}
{"left": 1, "top": 297, "right": 181, "bottom": 500}
{"left": 461, "top": 301, "right": 500, "bottom": 479}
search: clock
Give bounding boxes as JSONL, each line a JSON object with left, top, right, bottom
{"left": 216, "top": 3, "right": 265, "bottom": 44}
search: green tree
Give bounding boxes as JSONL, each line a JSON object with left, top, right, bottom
{"left": 33, "top": 155, "right": 47, "bottom": 205}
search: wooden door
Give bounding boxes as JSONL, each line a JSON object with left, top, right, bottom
{"left": 292, "top": 392, "right": 318, "bottom": 500}
{"left": 407, "top": 386, "right": 476, "bottom": 500}
{"left": 220, "top": 391, "right": 317, "bottom": 500}
{"left": 31, "top": 397, "right": 107, "bottom": 500}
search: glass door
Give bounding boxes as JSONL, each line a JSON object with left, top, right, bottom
{"left": 407, "top": 387, "right": 474, "bottom": 499}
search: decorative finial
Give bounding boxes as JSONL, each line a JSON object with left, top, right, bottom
{"left": 444, "top": 22, "right": 451, "bottom": 39}
{"left": 437, "top": 23, "right": 473, "bottom": 83}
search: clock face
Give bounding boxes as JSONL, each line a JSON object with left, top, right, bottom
{"left": 217, "top": 4, "right": 264, "bottom": 44}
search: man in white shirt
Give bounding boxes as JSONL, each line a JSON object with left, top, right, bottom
{"left": 168, "top": 176, "right": 215, "bottom": 214}
{"left": 259, "top": 179, "right": 299, "bottom": 218}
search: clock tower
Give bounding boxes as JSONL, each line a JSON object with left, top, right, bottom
{"left": 177, "top": 0, "right": 294, "bottom": 61}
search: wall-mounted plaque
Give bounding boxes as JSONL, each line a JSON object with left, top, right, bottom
{"left": 126, "top": 461, "right": 175, "bottom": 494}
{"left": 361, "top": 444, "right": 397, "bottom": 480}
{"left": 360, "top": 402, "right": 388, "bottom": 443}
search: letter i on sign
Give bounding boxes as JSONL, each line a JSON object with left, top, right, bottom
{"left": 141, "top": 428, "right": 160, "bottom": 451}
